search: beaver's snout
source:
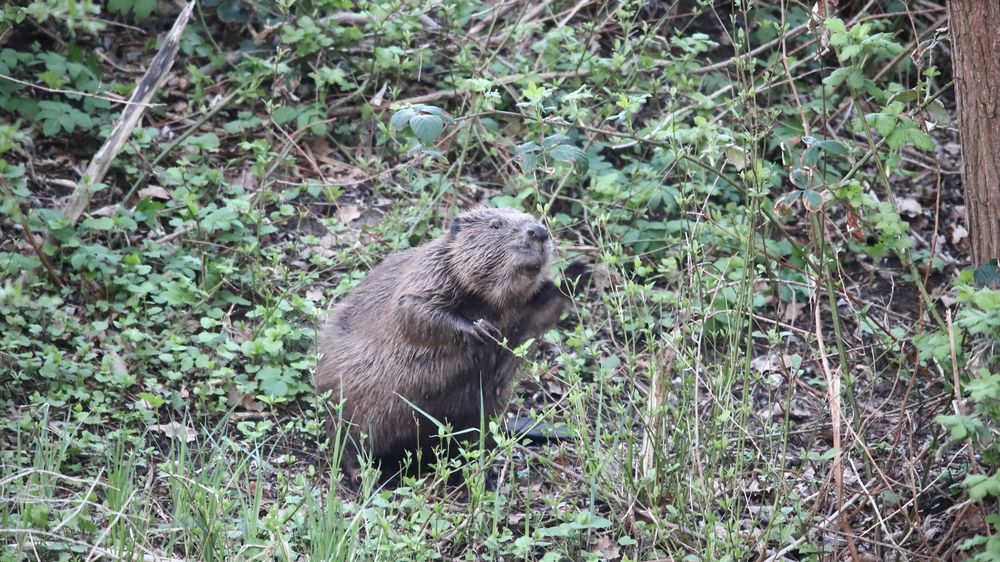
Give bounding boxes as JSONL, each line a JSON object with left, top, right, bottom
{"left": 524, "top": 223, "right": 549, "bottom": 242}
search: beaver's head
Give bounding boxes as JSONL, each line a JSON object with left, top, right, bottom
{"left": 445, "top": 207, "right": 552, "bottom": 307}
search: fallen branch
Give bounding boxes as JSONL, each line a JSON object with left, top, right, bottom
{"left": 59, "top": 2, "right": 194, "bottom": 229}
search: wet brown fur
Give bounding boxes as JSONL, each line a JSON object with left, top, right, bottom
{"left": 316, "top": 208, "right": 578, "bottom": 480}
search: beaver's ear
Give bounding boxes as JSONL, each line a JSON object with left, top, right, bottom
{"left": 450, "top": 217, "right": 462, "bottom": 235}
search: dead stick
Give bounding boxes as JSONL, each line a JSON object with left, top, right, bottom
{"left": 59, "top": 2, "right": 194, "bottom": 228}
{"left": 0, "top": 179, "right": 62, "bottom": 288}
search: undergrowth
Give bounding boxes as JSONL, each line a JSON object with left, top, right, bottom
{"left": 1, "top": 0, "right": 997, "bottom": 560}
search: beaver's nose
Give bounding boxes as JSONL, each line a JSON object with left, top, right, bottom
{"left": 525, "top": 223, "right": 549, "bottom": 241}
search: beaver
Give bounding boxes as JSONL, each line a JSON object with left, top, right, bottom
{"left": 315, "top": 207, "right": 587, "bottom": 481}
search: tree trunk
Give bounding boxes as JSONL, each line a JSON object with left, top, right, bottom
{"left": 949, "top": 0, "right": 1000, "bottom": 264}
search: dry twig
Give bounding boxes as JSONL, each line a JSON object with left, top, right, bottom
{"left": 58, "top": 2, "right": 195, "bottom": 229}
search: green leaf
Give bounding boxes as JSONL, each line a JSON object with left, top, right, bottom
{"left": 259, "top": 376, "right": 289, "bottom": 398}
{"left": 409, "top": 114, "right": 444, "bottom": 145}
{"left": 814, "top": 139, "right": 848, "bottom": 156}
{"left": 136, "top": 392, "right": 165, "bottom": 409}
{"left": 83, "top": 217, "right": 115, "bottom": 230}
{"left": 820, "top": 447, "right": 840, "bottom": 460}
{"left": 906, "top": 128, "right": 935, "bottom": 152}
{"left": 271, "top": 106, "right": 298, "bottom": 125}
{"left": 972, "top": 262, "right": 1000, "bottom": 289}
{"left": 824, "top": 67, "right": 853, "bottom": 88}
{"left": 390, "top": 108, "right": 415, "bottom": 131}
{"left": 723, "top": 145, "right": 748, "bottom": 170}
{"left": 964, "top": 474, "right": 1000, "bottom": 500}
{"left": 42, "top": 117, "right": 61, "bottom": 136}
{"left": 824, "top": 18, "right": 847, "bottom": 40}
{"left": 187, "top": 133, "right": 220, "bottom": 151}
{"left": 885, "top": 127, "right": 908, "bottom": 150}
{"left": 803, "top": 189, "right": 823, "bottom": 211}
{"left": 549, "top": 144, "right": 584, "bottom": 163}
{"left": 410, "top": 104, "right": 447, "bottom": 119}
{"left": 839, "top": 44, "right": 861, "bottom": 61}
{"left": 133, "top": 0, "right": 156, "bottom": 19}
{"left": 201, "top": 207, "right": 240, "bottom": 232}
{"left": 542, "top": 134, "right": 571, "bottom": 150}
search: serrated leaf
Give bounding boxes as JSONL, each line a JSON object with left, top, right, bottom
{"left": 824, "top": 18, "right": 847, "bottom": 38}
{"left": 549, "top": 144, "right": 584, "bottom": 163}
{"left": 516, "top": 141, "right": 540, "bottom": 155}
{"left": 886, "top": 126, "right": 908, "bottom": 149}
{"left": 868, "top": 113, "right": 896, "bottom": 137}
{"left": 390, "top": 108, "right": 415, "bottom": 131}
{"left": 839, "top": 44, "right": 861, "bottom": 62}
{"left": 964, "top": 474, "right": 1000, "bottom": 500}
{"left": 907, "top": 128, "right": 935, "bottom": 152}
{"left": 542, "top": 134, "right": 571, "bottom": 150}
{"left": 824, "top": 67, "right": 853, "bottom": 88}
{"left": 409, "top": 114, "right": 444, "bottom": 145}
{"left": 549, "top": 144, "right": 588, "bottom": 173}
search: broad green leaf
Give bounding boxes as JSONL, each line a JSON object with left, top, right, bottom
{"left": 906, "top": 128, "right": 935, "bottom": 152}
{"left": 271, "top": 106, "right": 298, "bottom": 125}
{"left": 83, "top": 217, "right": 115, "bottom": 230}
{"left": 409, "top": 114, "right": 444, "bottom": 145}
{"left": 390, "top": 108, "right": 415, "bottom": 131}
{"left": 542, "top": 134, "right": 571, "bottom": 150}
{"left": 549, "top": 143, "right": 583, "bottom": 163}
{"left": 803, "top": 189, "right": 823, "bottom": 211}
{"left": 411, "top": 104, "right": 447, "bottom": 119}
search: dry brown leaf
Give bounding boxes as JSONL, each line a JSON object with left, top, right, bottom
{"left": 151, "top": 422, "right": 197, "bottom": 442}
{"left": 337, "top": 204, "right": 362, "bottom": 224}
{"left": 234, "top": 168, "right": 258, "bottom": 191}
{"left": 227, "top": 388, "right": 265, "bottom": 412}
{"left": 782, "top": 301, "right": 806, "bottom": 323}
{"left": 895, "top": 197, "right": 922, "bottom": 217}
{"left": 109, "top": 350, "right": 128, "bottom": 376}
{"left": 951, "top": 225, "right": 968, "bottom": 245}
{"left": 592, "top": 535, "right": 620, "bottom": 561}
{"left": 591, "top": 263, "right": 612, "bottom": 293}
{"left": 846, "top": 211, "right": 865, "bottom": 242}
{"left": 370, "top": 82, "right": 388, "bottom": 108}
{"left": 139, "top": 185, "right": 172, "bottom": 200}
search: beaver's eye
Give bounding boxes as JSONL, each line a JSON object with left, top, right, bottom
{"left": 491, "top": 221, "right": 502, "bottom": 229}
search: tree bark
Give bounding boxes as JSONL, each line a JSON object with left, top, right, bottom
{"left": 949, "top": 0, "right": 1000, "bottom": 264}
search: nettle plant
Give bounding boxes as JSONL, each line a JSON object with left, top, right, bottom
{"left": 924, "top": 265, "right": 1000, "bottom": 561}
